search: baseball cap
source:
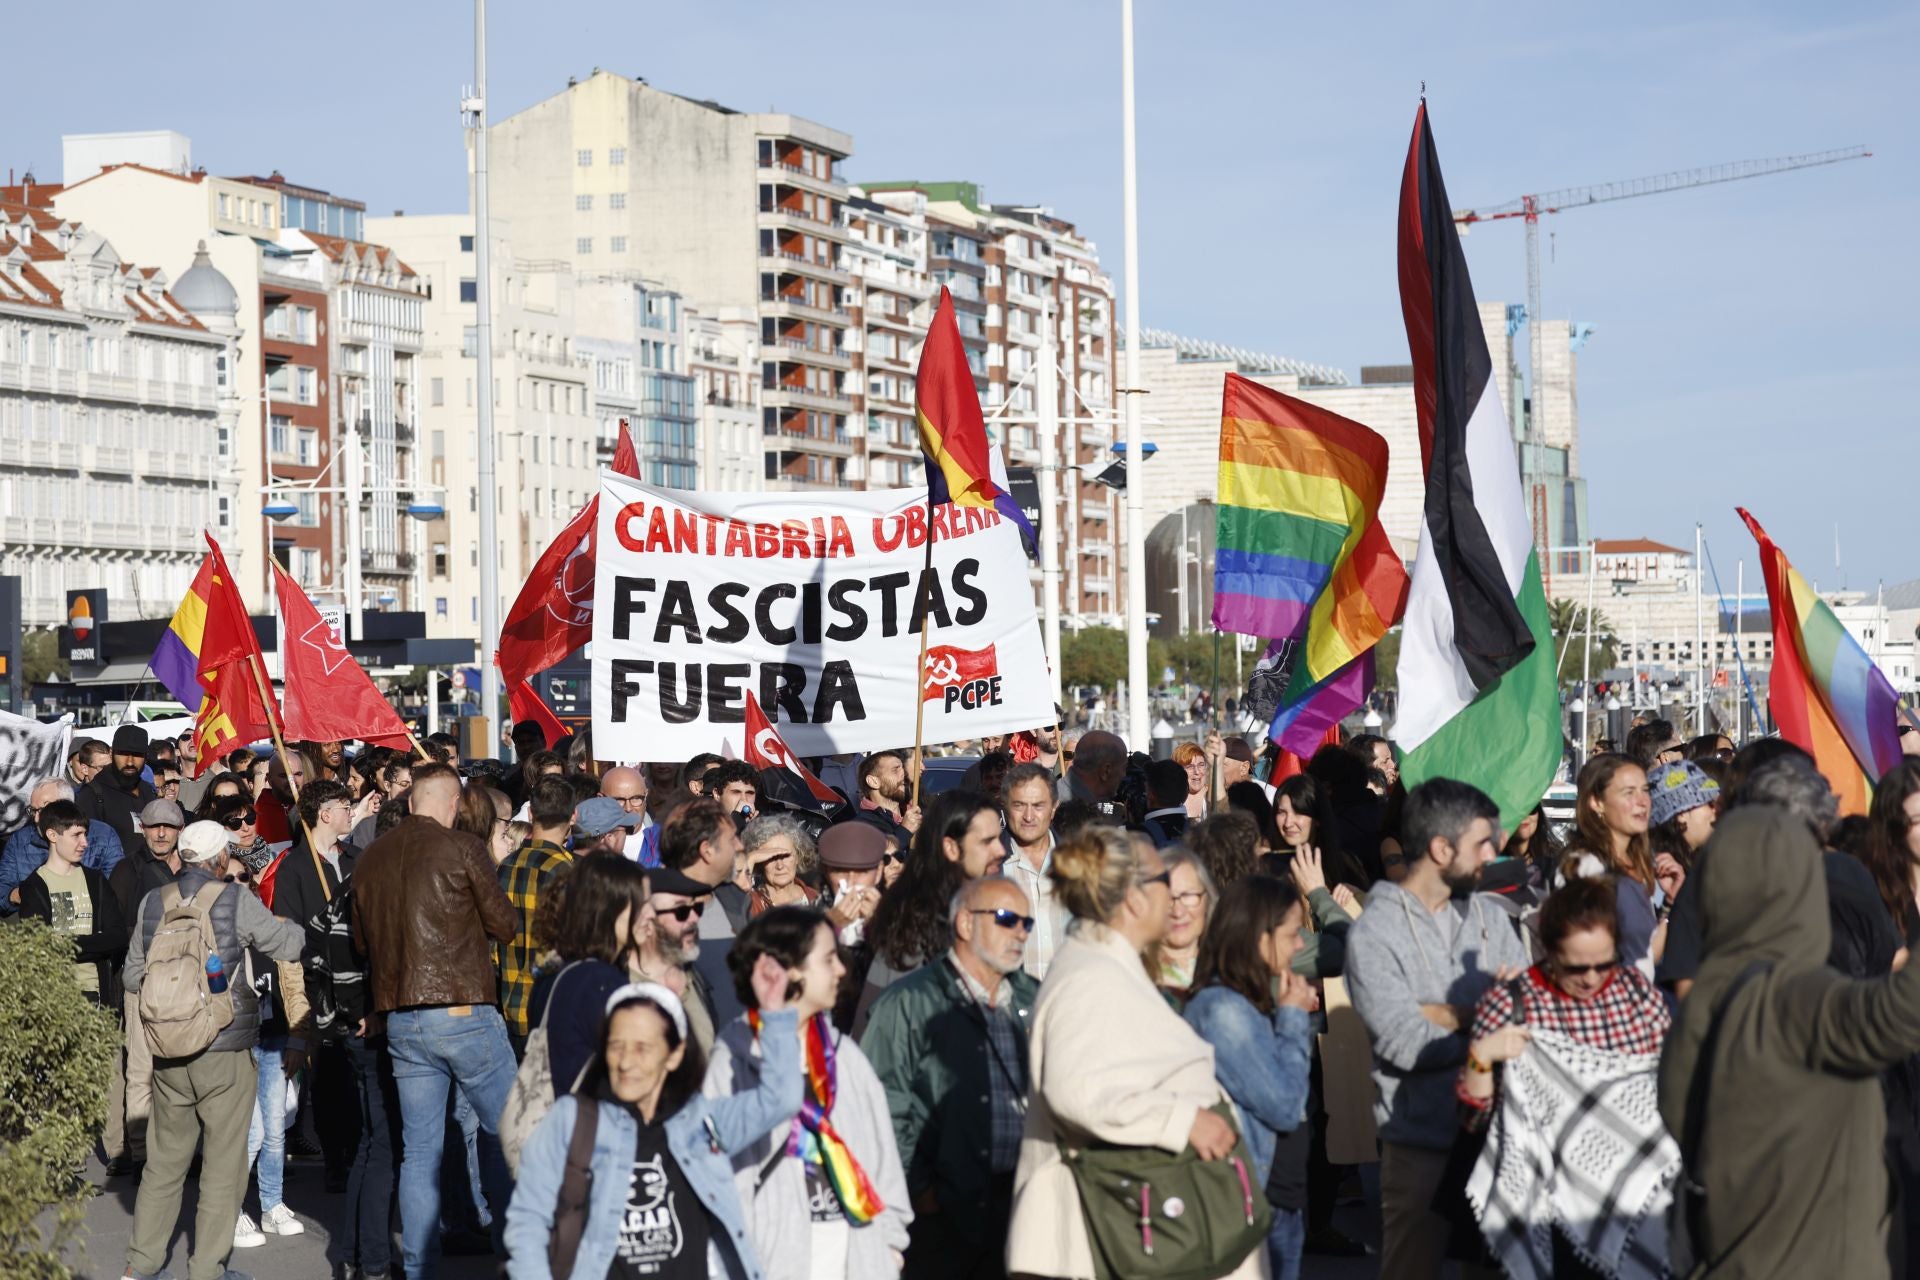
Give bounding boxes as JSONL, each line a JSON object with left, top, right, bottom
{"left": 574, "top": 795, "right": 643, "bottom": 838}
{"left": 178, "top": 820, "right": 229, "bottom": 864}
{"left": 139, "top": 799, "right": 186, "bottom": 829}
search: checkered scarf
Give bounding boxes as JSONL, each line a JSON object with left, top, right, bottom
{"left": 1467, "top": 1028, "right": 1679, "bottom": 1279}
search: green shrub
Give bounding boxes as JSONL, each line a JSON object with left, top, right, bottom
{"left": 0, "top": 919, "right": 118, "bottom": 1279}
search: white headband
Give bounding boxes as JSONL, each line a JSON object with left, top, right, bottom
{"left": 604, "top": 982, "right": 689, "bottom": 1045}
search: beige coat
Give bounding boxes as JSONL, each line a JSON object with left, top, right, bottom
{"left": 1006, "top": 922, "right": 1235, "bottom": 1280}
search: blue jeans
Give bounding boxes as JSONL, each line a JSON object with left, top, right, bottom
{"left": 1267, "top": 1206, "right": 1305, "bottom": 1280}
{"left": 339, "top": 1033, "right": 399, "bottom": 1273}
{"left": 246, "top": 1034, "right": 288, "bottom": 1213}
{"left": 386, "top": 1005, "right": 516, "bottom": 1279}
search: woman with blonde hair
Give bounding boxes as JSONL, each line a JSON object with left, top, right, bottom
{"left": 1006, "top": 826, "right": 1265, "bottom": 1280}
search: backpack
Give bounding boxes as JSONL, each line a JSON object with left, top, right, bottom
{"left": 138, "top": 881, "right": 235, "bottom": 1059}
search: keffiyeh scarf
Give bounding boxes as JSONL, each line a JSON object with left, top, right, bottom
{"left": 1467, "top": 1028, "right": 1679, "bottom": 1279}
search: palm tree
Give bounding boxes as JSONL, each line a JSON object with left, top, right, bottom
{"left": 1548, "top": 598, "right": 1619, "bottom": 680}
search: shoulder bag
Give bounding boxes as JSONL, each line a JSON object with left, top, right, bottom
{"left": 1059, "top": 1101, "right": 1271, "bottom": 1280}
{"left": 549, "top": 1097, "right": 601, "bottom": 1279}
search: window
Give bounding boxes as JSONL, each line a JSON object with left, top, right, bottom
{"left": 576, "top": 195, "right": 593, "bottom": 212}
{"left": 216, "top": 495, "right": 232, "bottom": 528}
{"left": 610, "top": 147, "right": 626, "bottom": 165}
{"left": 577, "top": 149, "right": 593, "bottom": 167}
{"left": 295, "top": 366, "right": 317, "bottom": 404}
{"left": 294, "top": 547, "right": 321, "bottom": 584}
{"left": 436, "top": 597, "right": 448, "bottom": 617}
{"left": 576, "top": 238, "right": 593, "bottom": 254}
{"left": 218, "top": 193, "right": 230, "bottom": 218}
{"left": 294, "top": 492, "right": 319, "bottom": 527}
{"left": 269, "top": 415, "right": 293, "bottom": 456}
{"left": 459, "top": 279, "right": 477, "bottom": 303}
{"left": 430, "top": 377, "right": 445, "bottom": 407}
{"left": 459, "top": 235, "right": 475, "bottom": 252}
{"left": 295, "top": 428, "right": 319, "bottom": 466}
{"left": 433, "top": 543, "right": 448, "bottom": 577}
{"left": 611, "top": 237, "right": 627, "bottom": 254}
{"left": 610, "top": 193, "right": 627, "bottom": 211}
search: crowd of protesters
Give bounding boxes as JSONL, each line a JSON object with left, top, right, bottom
{"left": 8, "top": 707, "right": 1920, "bottom": 1280}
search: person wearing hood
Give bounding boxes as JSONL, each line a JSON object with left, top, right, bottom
{"left": 1658, "top": 802, "right": 1920, "bottom": 1279}
{"left": 1344, "top": 778, "right": 1530, "bottom": 1280}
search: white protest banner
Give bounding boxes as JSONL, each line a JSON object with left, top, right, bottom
{"left": 0, "top": 709, "right": 72, "bottom": 834}
{"left": 591, "top": 475, "right": 1051, "bottom": 760}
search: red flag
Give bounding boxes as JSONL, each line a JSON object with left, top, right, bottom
{"left": 744, "top": 693, "right": 843, "bottom": 808}
{"left": 194, "top": 535, "right": 274, "bottom": 766}
{"left": 498, "top": 421, "right": 640, "bottom": 682}
{"left": 507, "top": 675, "right": 571, "bottom": 748}
{"left": 272, "top": 562, "right": 414, "bottom": 749}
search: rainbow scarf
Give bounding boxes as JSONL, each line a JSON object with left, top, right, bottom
{"left": 749, "top": 1010, "right": 885, "bottom": 1224}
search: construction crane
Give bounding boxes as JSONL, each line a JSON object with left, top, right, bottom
{"left": 1452, "top": 144, "right": 1872, "bottom": 596}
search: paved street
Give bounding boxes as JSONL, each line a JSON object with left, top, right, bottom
{"left": 68, "top": 1143, "right": 1392, "bottom": 1280}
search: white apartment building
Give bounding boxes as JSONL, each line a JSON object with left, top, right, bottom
{"left": 688, "top": 312, "right": 762, "bottom": 491}
{"left": 489, "top": 71, "right": 856, "bottom": 488}
{"left": 842, "top": 192, "right": 931, "bottom": 491}
{"left": 0, "top": 199, "right": 235, "bottom": 627}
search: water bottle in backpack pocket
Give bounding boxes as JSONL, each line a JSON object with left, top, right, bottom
{"left": 138, "top": 881, "right": 236, "bottom": 1059}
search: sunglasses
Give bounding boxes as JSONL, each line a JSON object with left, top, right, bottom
{"left": 970, "top": 908, "right": 1036, "bottom": 932}
{"left": 221, "top": 811, "right": 258, "bottom": 830}
{"left": 654, "top": 900, "right": 707, "bottom": 922}
{"left": 883, "top": 851, "right": 905, "bottom": 866}
{"left": 1138, "top": 869, "right": 1172, "bottom": 889}
{"left": 1554, "top": 957, "right": 1619, "bottom": 977}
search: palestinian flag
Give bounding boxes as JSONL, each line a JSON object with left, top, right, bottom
{"left": 1392, "top": 103, "right": 1560, "bottom": 830}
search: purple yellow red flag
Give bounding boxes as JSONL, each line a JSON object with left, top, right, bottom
{"left": 193, "top": 534, "right": 274, "bottom": 770}
{"left": 914, "top": 287, "right": 1035, "bottom": 552}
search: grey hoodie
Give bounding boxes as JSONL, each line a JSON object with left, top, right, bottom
{"left": 1344, "top": 878, "right": 1530, "bottom": 1149}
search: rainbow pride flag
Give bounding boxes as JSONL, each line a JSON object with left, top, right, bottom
{"left": 1740, "top": 508, "right": 1903, "bottom": 815}
{"left": 1214, "top": 375, "right": 1408, "bottom": 752}
{"left": 151, "top": 556, "right": 213, "bottom": 713}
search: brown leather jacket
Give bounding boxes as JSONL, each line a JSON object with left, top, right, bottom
{"left": 351, "top": 816, "right": 516, "bottom": 1014}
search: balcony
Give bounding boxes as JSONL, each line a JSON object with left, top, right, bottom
{"left": 760, "top": 296, "right": 850, "bottom": 327}
{"left": 394, "top": 420, "right": 417, "bottom": 447}
{"left": 763, "top": 424, "right": 854, "bottom": 457}
{"left": 83, "top": 372, "right": 140, "bottom": 401}
{"left": 759, "top": 249, "right": 851, "bottom": 286}
{"left": 762, "top": 384, "right": 852, "bottom": 414}
{"left": 863, "top": 348, "right": 913, "bottom": 374}
{"left": 757, "top": 159, "right": 847, "bottom": 201}
{"left": 757, "top": 208, "right": 851, "bottom": 242}
{"left": 768, "top": 340, "right": 852, "bottom": 372}
{"left": 88, "top": 445, "right": 136, "bottom": 474}
{"left": 865, "top": 306, "right": 919, "bottom": 333}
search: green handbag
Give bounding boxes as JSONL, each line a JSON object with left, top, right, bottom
{"left": 1058, "top": 1103, "right": 1272, "bottom": 1280}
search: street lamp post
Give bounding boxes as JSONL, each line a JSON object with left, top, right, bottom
{"left": 1120, "top": 0, "right": 1150, "bottom": 752}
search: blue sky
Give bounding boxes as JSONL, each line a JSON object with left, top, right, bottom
{"left": 16, "top": 1, "right": 1916, "bottom": 590}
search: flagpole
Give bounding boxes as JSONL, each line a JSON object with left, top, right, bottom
{"left": 1119, "top": 0, "right": 1151, "bottom": 754}
{"left": 910, "top": 500, "right": 936, "bottom": 812}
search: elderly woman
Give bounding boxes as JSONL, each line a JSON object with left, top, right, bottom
{"left": 1155, "top": 849, "right": 1216, "bottom": 1000}
{"left": 1174, "top": 741, "right": 1211, "bottom": 819}
{"left": 743, "top": 812, "right": 821, "bottom": 915}
{"left": 1006, "top": 826, "right": 1265, "bottom": 1280}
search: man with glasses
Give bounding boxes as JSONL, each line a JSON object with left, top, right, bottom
{"left": 863, "top": 874, "right": 1037, "bottom": 1280}
{"left": 69, "top": 738, "right": 110, "bottom": 790}
{"left": 1, "top": 776, "right": 127, "bottom": 911}
{"left": 597, "top": 765, "right": 652, "bottom": 859}
{"left": 633, "top": 864, "right": 719, "bottom": 1052}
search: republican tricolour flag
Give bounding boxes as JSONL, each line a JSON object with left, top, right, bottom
{"left": 1740, "top": 508, "right": 1903, "bottom": 815}
{"left": 1392, "top": 104, "right": 1561, "bottom": 830}
{"left": 1212, "top": 375, "right": 1408, "bottom": 754}
{"left": 915, "top": 287, "right": 1036, "bottom": 553}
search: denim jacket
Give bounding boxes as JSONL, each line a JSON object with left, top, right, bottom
{"left": 1182, "top": 985, "right": 1312, "bottom": 1190}
{"left": 504, "top": 1007, "right": 804, "bottom": 1280}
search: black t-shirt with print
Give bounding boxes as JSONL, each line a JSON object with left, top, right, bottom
{"left": 610, "top": 1116, "right": 710, "bottom": 1280}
